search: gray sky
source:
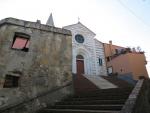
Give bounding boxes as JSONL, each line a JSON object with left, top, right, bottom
{"left": 0, "top": 0, "right": 150, "bottom": 75}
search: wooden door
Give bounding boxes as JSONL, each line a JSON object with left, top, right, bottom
{"left": 76, "top": 59, "right": 84, "bottom": 75}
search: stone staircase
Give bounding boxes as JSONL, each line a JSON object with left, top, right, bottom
{"left": 73, "top": 74, "right": 100, "bottom": 94}
{"left": 38, "top": 87, "right": 133, "bottom": 113}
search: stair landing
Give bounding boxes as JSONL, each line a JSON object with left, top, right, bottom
{"left": 83, "top": 75, "right": 117, "bottom": 89}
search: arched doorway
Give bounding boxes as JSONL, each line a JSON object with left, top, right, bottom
{"left": 76, "top": 55, "right": 84, "bottom": 75}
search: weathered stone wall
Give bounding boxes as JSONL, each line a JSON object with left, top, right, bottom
{"left": 133, "top": 79, "right": 150, "bottom": 113}
{"left": 120, "top": 79, "right": 150, "bottom": 113}
{"left": 0, "top": 18, "right": 73, "bottom": 113}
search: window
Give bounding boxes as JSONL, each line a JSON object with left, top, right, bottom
{"left": 107, "top": 67, "right": 113, "bottom": 74}
{"left": 3, "top": 75, "right": 20, "bottom": 88}
{"left": 106, "top": 57, "right": 110, "bottom": 62}
{"left": 115, "top": 49, "right": 118, "bottom": 54}
{"left": 120, "top": 68, "right": 123, "bottom": 72}
{"left": 12, "top": 32, "right": 30, "bottom": 52}
{"left": 99, "top": 58, "right": 103, "bottom": 66}
{"left": 75, "top": 34, "right": 84, "bottom": 43}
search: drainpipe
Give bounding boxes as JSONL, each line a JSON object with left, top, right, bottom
{"left": 109, "top": 40, "right": 113, "bottom": 57}
{"left": 103, "top": 43, "right": 108, "bottom": 75}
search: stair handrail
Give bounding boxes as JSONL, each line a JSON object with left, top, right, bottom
{"left": 119, "top": 79, "right": 144, "bottom": 113}
{"left": 0, "top": 81, "right": 72, "bottom": 112}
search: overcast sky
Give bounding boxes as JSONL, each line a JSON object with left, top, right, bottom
{"left": 0, "top": 0, "right": 150, "bottom": 75}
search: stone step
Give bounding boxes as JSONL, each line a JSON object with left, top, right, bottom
{"left": 40, "top": 109, "right": 120, "bottom": 113}
{"left": 56, "top": 99, "right": 126, "bottom": 105}
{"left": 66, "top": 95, "right": 129, "bottom": 101}
{"left": 73, "top": 91, "right": 130, "bottom": 98}
{"left": 81, "top": 88, "right": 132, "bottom": 94}
{"left": 75, "top": 91, "right": 130, "bottom": 96}
{"left": 38, "top": 87, "right": 132, "bottom": 113}
{"left": 50, "top": 105, "right": 123, "bottom": 110}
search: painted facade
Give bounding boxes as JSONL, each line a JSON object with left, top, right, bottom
{"left": 64, "top": 22, "right": 107, "bottom": 76}
{"left": 104, "top": 41, "right": 148, "bottom": 80}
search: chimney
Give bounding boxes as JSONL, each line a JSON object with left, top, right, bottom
{"left": 36, "top": 20, "right": 41, "bottom": 24}
{"left": 109, "top": 40, "right": 113, "bottom": 56}
{"left": 109, "top": 40, "right": 112, "bottom": 45}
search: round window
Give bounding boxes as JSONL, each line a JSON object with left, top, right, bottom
{"left": 75, "top": 34, "right": 84, "bottom": 43}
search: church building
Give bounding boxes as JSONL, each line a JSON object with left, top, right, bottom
{"left": 63, "top": 22, "right": 107, "bottom": 76}
{"left": 46, "top": 14, "right": 107, "bottom": 76}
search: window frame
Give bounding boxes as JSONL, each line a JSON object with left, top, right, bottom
{"left": 107, "top": 66, "right": 113, "bottom": 75}
{"left": 106, "top": 56, "right": 110, "bottom": 62}
{"left": 3, "top": 74, "right": 20, "bottom": 88}
{"left": 11, "top": 32, "right": 30, "bottom": 52}
{"left": 75, "top": 34, "right": 84, "bottom": 43}
{"left": 98, "top": 58, "right": 103, "bottom": 66}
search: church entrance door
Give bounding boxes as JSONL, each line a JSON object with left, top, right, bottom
{"left": 76, "top": 55, "right": 84, "bottom": 75}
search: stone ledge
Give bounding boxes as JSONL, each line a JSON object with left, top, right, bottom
{"left": 0, "top": 17, "right": 72, "bottom": 36}
{"left": 119, "top": 79, "right": 144, "bottom": 113}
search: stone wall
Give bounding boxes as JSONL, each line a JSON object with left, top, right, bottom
{"left": 120, "top": 79, "right": 150, "bottom": 113}
{"left": 0, "top": 18, "right": 73, "bottom": 113}
{"left": 133, "top": 79, "right": 150, "bottom": 113}
{"left": 94, "top": 39, "right": 107, "bottom": 75}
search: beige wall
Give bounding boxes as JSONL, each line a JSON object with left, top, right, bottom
{"left": 107, "top": 54, "right": 132, "bottom": 75}
{"left": 104, "top": 42, "right": 148, "bottom": 80}
{"left": 128, "top": 53, "right": 148, "bottom": 80}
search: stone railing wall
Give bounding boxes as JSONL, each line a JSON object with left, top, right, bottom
{"left": 132, "top": 79, "right": 150, "bottom": 113}
{"left": 0, "top": 82, "right": 73, "bottom": 113}
{"left": 120, "top": 78, "right": 150, "bottom": 113}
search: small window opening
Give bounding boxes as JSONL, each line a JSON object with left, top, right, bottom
{"left": 139, "top": 76, "right": 145, "bottom": 79}
{"left": 106, "top": 57, "right": 110, "bottom": 62}
{"left": 99, "top": 58, "right": 103, "bottom": 66}
{"left": 120, "top": 68, "right": 123, "bottom": 72}
{"left": 3, "top": 75, "right": 20, "bottom": 88}
{"left": 115, "top": 49, "right": 118, "bottom": 54}
{"left": 107, "top": 66, "right": 113, "bottom": 74}
{"left": 11, "top": 32, "right": 30, "bottom": 52}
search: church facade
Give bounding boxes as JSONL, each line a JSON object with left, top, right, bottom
{"left": 63, "top": 22, "right": 107, "bottom": 76}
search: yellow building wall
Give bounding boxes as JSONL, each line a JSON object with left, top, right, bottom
{"left": 128, "top": 53, "right": 148, "bottom": 80}
{"left": 107, "top": 54, "right": 132, "bottom": 75}
{"left": 104, "top": 42, "right": 148, "bottom": 80}
{"left": 107, "top": 53, "right": 148, "bottom": 80}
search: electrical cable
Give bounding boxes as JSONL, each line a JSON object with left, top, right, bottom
{"left": 117, "top": 0, "right": 150, "bottom": 28}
